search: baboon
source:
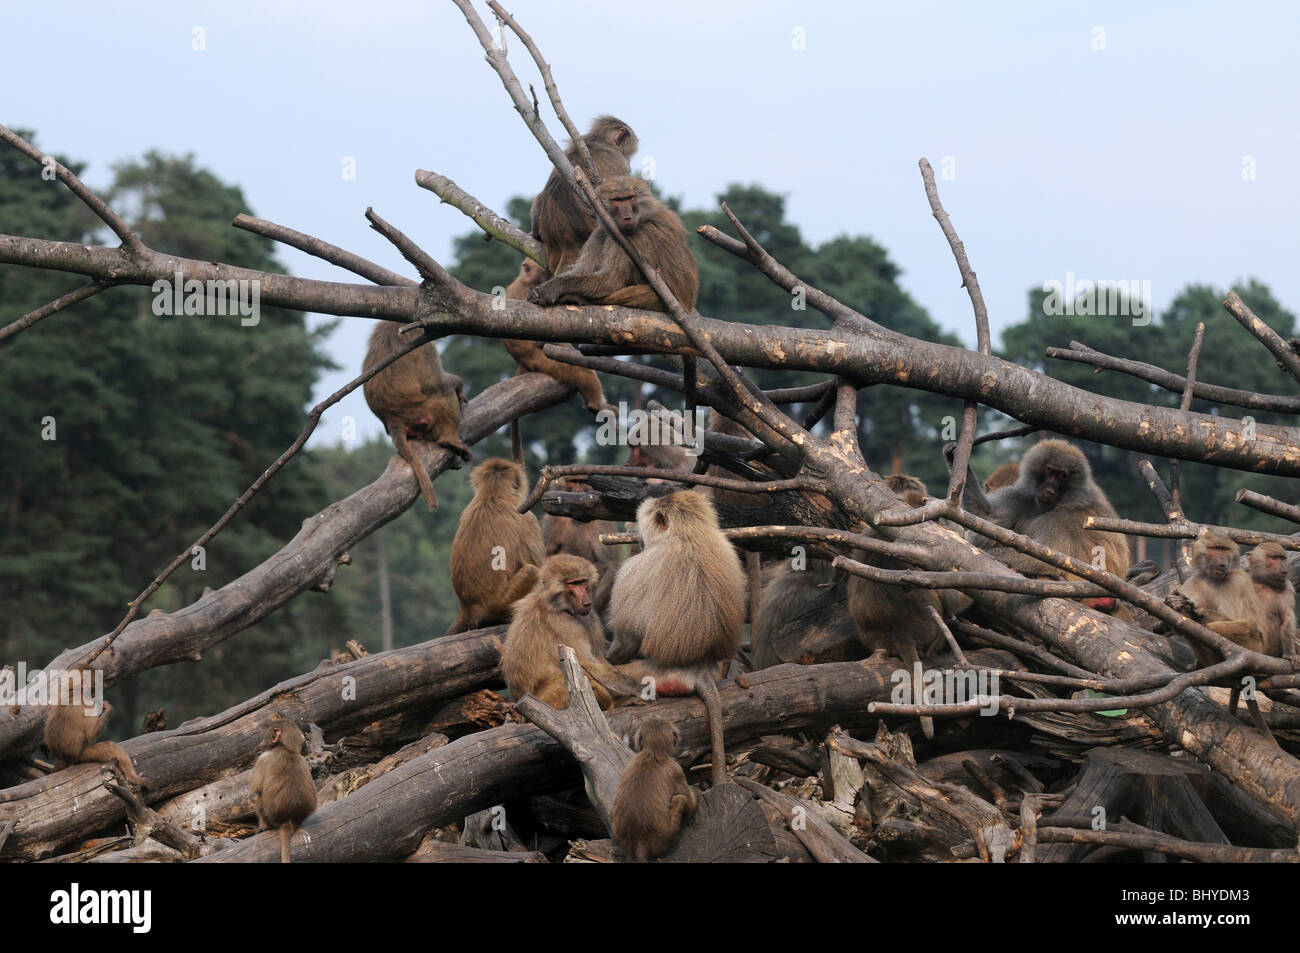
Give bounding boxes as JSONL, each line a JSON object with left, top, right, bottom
{"left": 501, "top": 555, "right": 643, "bottom": 710}
{"left": 610, "top": 717, "right": 699, "bottom": 862}
{"left": 529, "top": 176, "right": 699, "bottom": 313}
{"left": 609, "top": 491, "right": 745, "bottom": 785}
{"left": 502, "top": 257, "right": 607, "bottom": 413}
{"left": 447, "top": 458, "right": 546, "bottom": 635}
{"left": 1248, "top": 542, "right": 1295, "bottom": 659}
{"left": 362, "top": 322, "right": 470, "bottom": 511}
{"left": 43, "top": 667, "right": 147, "bottom": 787}
{"left": 983, "top": 461, "right": 1020, "bottom": 493}
{"left": 531, "top": 115, "right": 639, "bottom": 275}
{"left": 249, "top": 715, "right": 317, "bottom": 864}
{"left": 977, "top": 440, "right": 1130, "bottom": 614}
{"left": 753, "top": 559, "right": 860, "bottom": 669}
{"left": 542, "top": 477, "right": 624, "bottom": 624}
{"left": 1168, "top": 530, "right": 1268, "bottom": 667}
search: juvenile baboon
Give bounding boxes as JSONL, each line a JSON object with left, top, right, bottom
{"left": 249, "top": 715, "right": 317, "bottom": 864}
{"left": 501, "top": 555, "right": 643, "bottom": 710}
{"left": 611, "top": 717, "right": 699, "bottom": 862}
{"left": 609, "top": 491, "right": 745, "bottom": 785}
{"left": 542, "top": 477, "right": 624, "bottom": 623}
{"left": 531, "top": 115, "right": 639, "bottom": 275}
{"left": 43, "top": 667, "right": 147, "bottom": 788}
{"left": 983, "top": 462, "right": 1020, "bottom": 493}
{"left": 502, "top": 257, "right": 607, "bottom": 413}
{"left": 1248, "top": 542, "right": 1295, "bottom": 659}
{"left": 529, "top": 176, "right": 699, "bottom": 313}
{"left": 1168, "top": 530, "right": 1268, "bottom": 667}
{"left": 447, "top": 458, "right": 546, "bottom": 635}
{"left": 363, "top": 322, "right": 470, "bottom": 511}
{"left": 977, "top": 440, "right": 1130, "bottom": 614}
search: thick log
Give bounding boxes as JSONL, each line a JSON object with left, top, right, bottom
{"left": 0, "top": 374, "right": 567, "bottom": 759}
{"left": 831, "top": 725, "right": 1012, "bottom": 863}
{"left": 196, "top": 653, "right": 1011, "bottom": 862}
{"left": 0, "top": 629, "right": 504, "bottom": 860}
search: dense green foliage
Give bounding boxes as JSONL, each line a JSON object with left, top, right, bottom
{"left": 0, "top": 139, "right": 343, "bottom": 730}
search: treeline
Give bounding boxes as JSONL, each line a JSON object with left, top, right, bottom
{"left": 2, "top": 136, "right": 1294, "bottom": 727}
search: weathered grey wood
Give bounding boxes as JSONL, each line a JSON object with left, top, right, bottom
{"left": 831, "top": 725, "right": 1012, "bottom": 863}
{"left": 1038, "top": 748, "right": 1236, "bottom": 863}
{"left": 733, "top": 776, "right": 875, "bottom": 863}
{"left": 196, "top": 654, "right": 999, "bottom": 862}
{"left": 513, "top": 646, "right": 631, "bottom": 830}
{"left": 405, "top": 840, "right": 547, "bottom": 863}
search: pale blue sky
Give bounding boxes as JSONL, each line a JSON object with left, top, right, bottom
{"left": 6, "top": 1, "right": 1297, "bottom": 443}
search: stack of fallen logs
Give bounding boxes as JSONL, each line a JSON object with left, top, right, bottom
{"left": 3, "top": 598, "right": 1295, "bottom": 862}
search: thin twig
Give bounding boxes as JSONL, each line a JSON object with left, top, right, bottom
{"left": 1085, "top": 517, "right": 1300, "bottom": 551}
{"left": 1236, "top": 489, "right": 1300, "bottom": 526}
{"left": 486, "top": 2, "right": 598, "bottom": 181}
{"left": 918, "top": 157, "right": 990, "bottom": 506}
{"left": 1046, "top": 340, "right": 1300, "bottom": 414}
{"left": 869, "top": 653, "right": 1249, "bottom": 719}
{"left": 0, "top": 279, "right": 118, "bottom": 342}
{"left": 365, "top": 207, "right": 448, "bottom": 281}
{"left": 414, "top": 170, "right": 545, "bottom": 264}
{"left": 451, "top": 0, "right": 577, "bottom": 193}
{"left": 972, "top": 425, "right": 1039, "bottom": 447}
{"left": 929, "top": 606, "right": 969, "bottom": 669}
{"left": 833, "top": 557, "right": 1111, "bottom": 598}
{"left": 0, "top": 124, "right": 143, "bottom": 252}
{"left": 1223, "top": 291, "right": 1300, "bottom": 384}
{"left": 520, "top": 464, "right": 808, "bottom": 513}
{"left": 1168, "top": 322, "right": 1205, "bottom": 513}
{"left": 233, "top": 213, "right": 415, "bottom": 287}
{"left": 1136, "top": 459, "right": 1192, "bottom": 581}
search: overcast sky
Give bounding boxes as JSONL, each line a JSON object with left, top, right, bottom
{"left": 7, "top": 0, "right": 1297, "bottom": 445}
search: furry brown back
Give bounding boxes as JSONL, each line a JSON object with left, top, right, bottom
{"left": 530, "top": 116, "right": 638, "bottom": 275}
{"left": 449, "top": 458, "right": 545, "bottom": 622}
{"left": 610, "top": 718, "right": 697, "bottom": 862}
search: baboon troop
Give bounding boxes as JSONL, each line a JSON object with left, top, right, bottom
{"left": 334, "top": 114, "right": 1299, "bottom": 863}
